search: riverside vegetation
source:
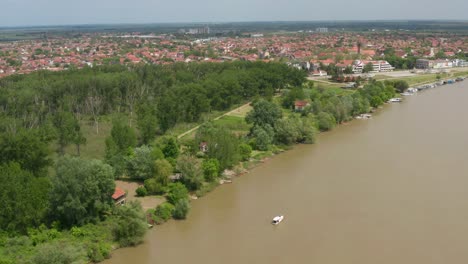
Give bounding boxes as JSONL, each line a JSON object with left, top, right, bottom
{"left": 0, "top": 61, "right": 402, "bottom": 263}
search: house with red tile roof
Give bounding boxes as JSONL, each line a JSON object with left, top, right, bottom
{"left": 112, "top": 187, "right": 126, "bottom": 205}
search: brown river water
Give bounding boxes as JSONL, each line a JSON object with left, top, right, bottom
{"left": 105, "top": 81, "right": 468, "bottom": 264}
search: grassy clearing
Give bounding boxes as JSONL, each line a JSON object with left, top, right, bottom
{"left": 213, "top": 115, "right": 251, "bottom": 137}
{"left": 226, "top": 104, "right": 252, "bottom": 118}
{"left": 61, "top": 119, "right": 113, "bottom": 160}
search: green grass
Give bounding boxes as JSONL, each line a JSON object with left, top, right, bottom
{"left": 63, "top": 119, "right": 113, "bottom": 160}
{"left": 213, "top": 115, "right": 251, "bottom": 136}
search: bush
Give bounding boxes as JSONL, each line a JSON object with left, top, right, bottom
{"left": 135, "top": 186, "right": 147, "bottom": 197}
{"left": 30, "top": 242, "right": 86, "bottom": 264}
{"left": 126, "top": 145, "right": 155, "bottom": 180}
{"left": 172, "top": 199, "right": 190, "bottom": 220}
{"left": 112, "top": 201, "right": 148, "bottom": 247}
{"left": 252, "top": 125, "right": 274, "bottom": 151}
{"left": 154, "top": 203, "right": 175, "bottom": 224}
{"left": 317, "top": 112, "right": 336, "bottom": 131}
{"left": 202, "top": 159, "right": 220, "bottom": 182}
{"left": 239, "top": 143, "right": 252, "bottom": 161}
{"left": 166, "top": 183, "right": 189, "bottom": 205}
{"left": 87, "top": 242, "right": 111, "bottom": 262}
{"left": 144, "top": 178, "right": 166, "bottom": 195}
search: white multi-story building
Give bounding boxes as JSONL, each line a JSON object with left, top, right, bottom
{"left": 316, "top": 27, "right": 329, "bottom": 33}
{"left": 353, "top": 60, "right": 394, "bottom": 73}
{"left": 433, "top": 59, "right": 453, "bottom": 69}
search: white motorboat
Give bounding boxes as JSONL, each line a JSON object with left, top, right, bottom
{"left": 356, "top": 113, "right": 372, "bottom": 119}
{"left": 388, "top": 98, "right": 402, "bottom": 103}
{"left": 272, "top": 215, "right": 284, "bottom": 225}
{"left": 401, "top": 92, "right": 413, "bottom": 96}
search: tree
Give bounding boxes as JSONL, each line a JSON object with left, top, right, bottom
{"left": 317, "top": 112, "right": 336, "bottom": 131}
{"left": 176, "top": 155, "right": 203, "bottom": 191}
{"left": 251, "top": 125, "right": 274, "bottom": 151}
{"left": 282, "top": 87, "right": 305, "bottom": 109}
{"left": 362, "top": 62, "right": 374, "bottom": 73}
{"left": 166, "top": 183, "right": 189, "bottom": 205}
{"left": 195, "top": 123, "right": 240, "bottom": 170}
{"left": 246, "top": 99, "right": 283, "bottom": 129}
{"left": 0, "top": 163, "right": 50, "bottom": 234}
{"left": 49, "top": 157, "right": 115, "bottom": 228}
{"left": 0, "top": 129, "right": 52, "bottom": 177}
{"left": 202, "top": 159, "right": 220, "bottom": 181}
{"left": 112, "top": 201, "right": 147, "bottom": 247}
{"left": 105, "top": 118, "right": 137, "bottom": 156}
{"left": 136, "top": 103, "right": 158, "bottom": 145}
{"left": 393, "top": 80, "right": 409, "bottom": 93}
{"left": 153, "top": 159, "right": 173, "bottom": 185}
{"left": 274, "top": 117, "right": 301, "bottom": 145}
{"left": 144, "top": 178, "right": 165, "bottom": 195}
{"left": 172, "top": 199, "right": 190, "bottom": 220}
{"left": 161, "top": 137, "right": 180, "bottom": 160}
{"left": 52, "top": 111, "right": 84, "bottom": 155}
{"left": 126, "top": 146, "right": 155, "bottom": 180}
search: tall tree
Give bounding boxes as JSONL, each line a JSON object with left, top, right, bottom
{"left": 246, "top": 99, "right": 283, "bottom": 130}
{"left": 136, "top": 103, "right": 158, "bottom": 145}
{"left": 0, "top": 163, "right": 50, "bottom": 234}
{"left": 0, "top": 128, "right": 52, "bottom": 176}
{"left": 52, "top": 111, "right": 84, "bottom": 156}
{"left": 49, "top": 157, "right": 115, "bottom": 228}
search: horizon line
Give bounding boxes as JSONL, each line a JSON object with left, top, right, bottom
{"left": 2, "top": 19, "right": 468, "bottom": 30}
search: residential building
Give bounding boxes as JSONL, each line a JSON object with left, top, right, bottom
{"left": 112, "top": 187, "right": 126, "bottom": 205}
{"left": 294, "top": 100, "right": 310, "bottom": 111}
{"left": 353, "top": 60, "right": 394, "bottom": 73}
{"left": 416, "top": 59, "right": 433, "bottom": 69}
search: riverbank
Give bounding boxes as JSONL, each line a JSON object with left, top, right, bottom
{"left": 103, "top": 78, "right": 468, "bottom": 264}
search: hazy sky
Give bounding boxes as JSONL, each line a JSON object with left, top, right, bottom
{"left": 2, "top": 0, "right": 467, "bottom": 27}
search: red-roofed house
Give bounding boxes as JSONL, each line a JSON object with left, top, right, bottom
{"left": 112, "top": 187, "right": 126, "bottom": 205}
{"left": 294, "top": 100, "right": 310, "bottom": 111}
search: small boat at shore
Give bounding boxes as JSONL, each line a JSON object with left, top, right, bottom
{"left": 356, "top": 113, "right": 372, "bottom": 119}
{"left": 388, "top": 98, "right": 402, "bottom": 103}
{"left": 272, "top": 215, "right": 284, "bottom": 225}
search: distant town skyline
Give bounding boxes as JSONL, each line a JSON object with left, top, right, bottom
{"left": 2, "top": 0, "right": 468, "bottom": 27}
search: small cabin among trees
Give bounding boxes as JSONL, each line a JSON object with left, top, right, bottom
{"left": 294, "top": 100, "right": 310, "bottom": 111}
{"left": 112, "top": 187, "right": 126, "bottom": 205}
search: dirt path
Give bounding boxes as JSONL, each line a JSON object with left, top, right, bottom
{"left": 177, "top": 101, "right": 252, "bottom": 139}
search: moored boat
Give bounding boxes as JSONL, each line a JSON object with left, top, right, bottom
{"left": 272, "top": 215, "right": 284, "bottom": 225}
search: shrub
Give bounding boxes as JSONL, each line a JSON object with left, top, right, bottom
{"left": 202, "top": 159, "right": 220, "bottom": 182}
{"left": 126, "top": 145, "right": 155, "bottom": 180}
{"left": 30, "top": 242, "right": 86, "bottom": 264}
{"left": 166, "top": 183, "right": 189, "bottom": 205}
{"left": 172, "top": 199, "right": 190, "bottom": 220}
{"left": 154, "top": 203, "right": 175, "bottom": 224}
{"left": 239, "top": 143, "right": 252, "bottom": 161}
{"left": 87, "top": 242, "right": 111, "bottom": 262}
{"left": 144, "top": 178, "right": 165, "bottom": 195}
{"left": 317, "top": 112, "right": 336, "bottom": 131}
{"left": 112, "top": 201, "right": 148, "bottom": 247}
{"left": 135, "top": 186, "right": 147, "bottom": 197}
